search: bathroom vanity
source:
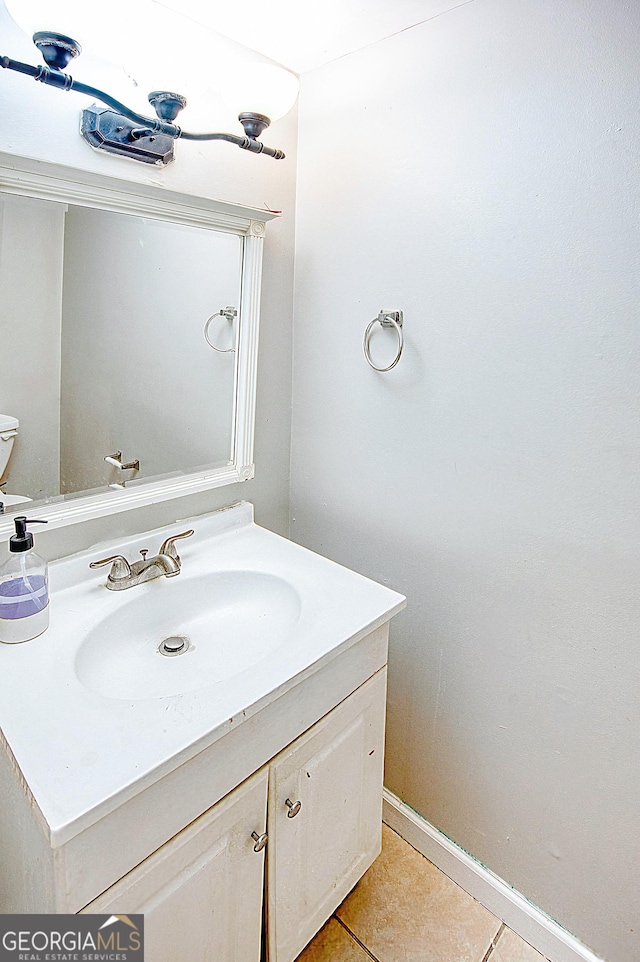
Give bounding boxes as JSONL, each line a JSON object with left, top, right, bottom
{"left": 0, "top": 503, "right": 405, "bottom": 961}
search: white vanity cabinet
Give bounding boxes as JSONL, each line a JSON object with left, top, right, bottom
{"left": 267, "top": 668, "right": 386, "bottom": 961}
{"left": 80, "top": 668, "right": 386, "bottom": 962}
{"left": 82, "top": 768, "right": 269, "bottom": 962}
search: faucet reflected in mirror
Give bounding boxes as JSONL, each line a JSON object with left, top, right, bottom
{"left": 89, "top": 530, "right": 194, "bottom": 590}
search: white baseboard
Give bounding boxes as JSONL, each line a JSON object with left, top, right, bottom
{"left": 382, "top": 789, "right": 605, "bottom": 962}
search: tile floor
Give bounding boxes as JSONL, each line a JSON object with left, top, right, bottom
{"left": 296, "top": 824, "right": 547, "bottom": 962}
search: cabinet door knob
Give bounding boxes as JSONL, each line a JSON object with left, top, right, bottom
{"left": 251, "top": 831, "right": 268, "bottom": 852}
{"left": 285, "top": 797, "right": 302, "bottom": 818}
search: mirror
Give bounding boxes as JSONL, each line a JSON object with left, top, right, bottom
{"left": 2, "top": 199, "right": 241, "bottom": 499}
{"left": 0, "top": 153, "right": 277, "bottom": 537}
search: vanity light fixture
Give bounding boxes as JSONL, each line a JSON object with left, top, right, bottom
{"left": 0, "top": 31, "right": 297, "bottom": 165}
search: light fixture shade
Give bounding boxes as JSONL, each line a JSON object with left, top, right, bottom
{"left": 120, "top": 3, "right": 213, "bottom": 103}
{"left": 5, "top": 0, "right": 83, "bottom": 42}
{"left": 218, "top": 62, "right": 299, "bottom": 123}
{"left": 4, "top": 0, "right": 152, "bottom": 61}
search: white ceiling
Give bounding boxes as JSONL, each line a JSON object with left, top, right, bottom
{"left": 159, "top": 0, "right": 467, "bottom": 74}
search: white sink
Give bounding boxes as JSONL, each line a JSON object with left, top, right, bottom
{"left": 74, "top": 571, "right": 302, "bottom": 700}
{"left": 0, "top": 501, "right": 405, "bottom": 844}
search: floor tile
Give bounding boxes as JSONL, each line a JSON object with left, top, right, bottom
{"left": 336, "top": 824, "right": 502, "bottom": 962}
{"left": 492, "top": 927, "right": 547, "bottom": 962}
{"left": 295, "top": 917, "right": 372, "bottom": 961}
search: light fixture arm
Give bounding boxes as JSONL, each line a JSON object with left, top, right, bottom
{"left": 0, "top": 49, "right": 285, "bottom": 163}
{"left": 1, "top": 54, "right": 177, "bottom": 131}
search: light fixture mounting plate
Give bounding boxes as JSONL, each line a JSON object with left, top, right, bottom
{"left": 81, "top": 105, "right": 176, "bottom": 166}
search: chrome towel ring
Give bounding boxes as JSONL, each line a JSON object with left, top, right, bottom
{"left": 363, "top": 310, "right": 404, "bottom": 371}
{"left": 204, "top": 306, "right": 237, "bottom": 353}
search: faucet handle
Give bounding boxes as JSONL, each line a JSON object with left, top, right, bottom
{"left": 159, "top": 529, "right": 194, "bottom": 563}
{"left": 89, "top": 554, "right": 132, "bottom": 581}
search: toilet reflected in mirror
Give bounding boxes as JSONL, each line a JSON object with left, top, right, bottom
{"left": 0, "top": 415, "right": 31, "bottom": 508}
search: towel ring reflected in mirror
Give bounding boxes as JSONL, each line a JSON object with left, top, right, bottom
{"left": 204, "top": 306, "right": 238, "bottom": 353}
{"left": 363, "top": 310, "right": 404, "bottom": 372}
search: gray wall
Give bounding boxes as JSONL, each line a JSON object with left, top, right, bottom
{"left": 0, "top": 196, "right": 64, "bottom": 500}
{"left": 0, "top": 4, "right": 297, "bottom": 552}
{"left": 290, "top": 2, "right": 640, "bottom": 960}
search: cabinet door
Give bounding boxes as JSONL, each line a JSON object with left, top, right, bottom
{"left": 267, "top": 668, "right": 387, "bottom": 962}
{"left": 81, "top": 767, "right": 268, "bottom": 962}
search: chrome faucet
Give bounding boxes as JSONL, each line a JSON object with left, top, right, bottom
{"left": 89, "top": 529, "right": 194, "bottom": 590}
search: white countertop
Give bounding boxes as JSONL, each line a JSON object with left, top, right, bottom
{"left": 0, "top": 503, "right": 405, "bottom": 846}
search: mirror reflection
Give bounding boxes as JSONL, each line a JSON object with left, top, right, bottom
{"left": 0, "top": 194, "right": 243, "bottom": 512}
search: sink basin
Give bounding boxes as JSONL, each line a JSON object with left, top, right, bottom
{"left": 74, "top": 571, "right": 302, "bottom": 700}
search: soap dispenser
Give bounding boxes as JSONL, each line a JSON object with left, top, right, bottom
{"left": 0, "top": 517, "right": 49, "bottom": 643}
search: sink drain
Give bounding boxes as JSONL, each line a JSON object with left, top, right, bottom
{"left": 158, "top": 635, "right": 191, "bottom": 657}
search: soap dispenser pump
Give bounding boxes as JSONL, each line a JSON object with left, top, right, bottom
{"left": 0, "top": 516, "right": 49, "bottom": 643}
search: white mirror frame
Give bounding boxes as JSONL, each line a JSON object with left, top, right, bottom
{"left": 0, "top": 152, "right": 279, "bottom": 540}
